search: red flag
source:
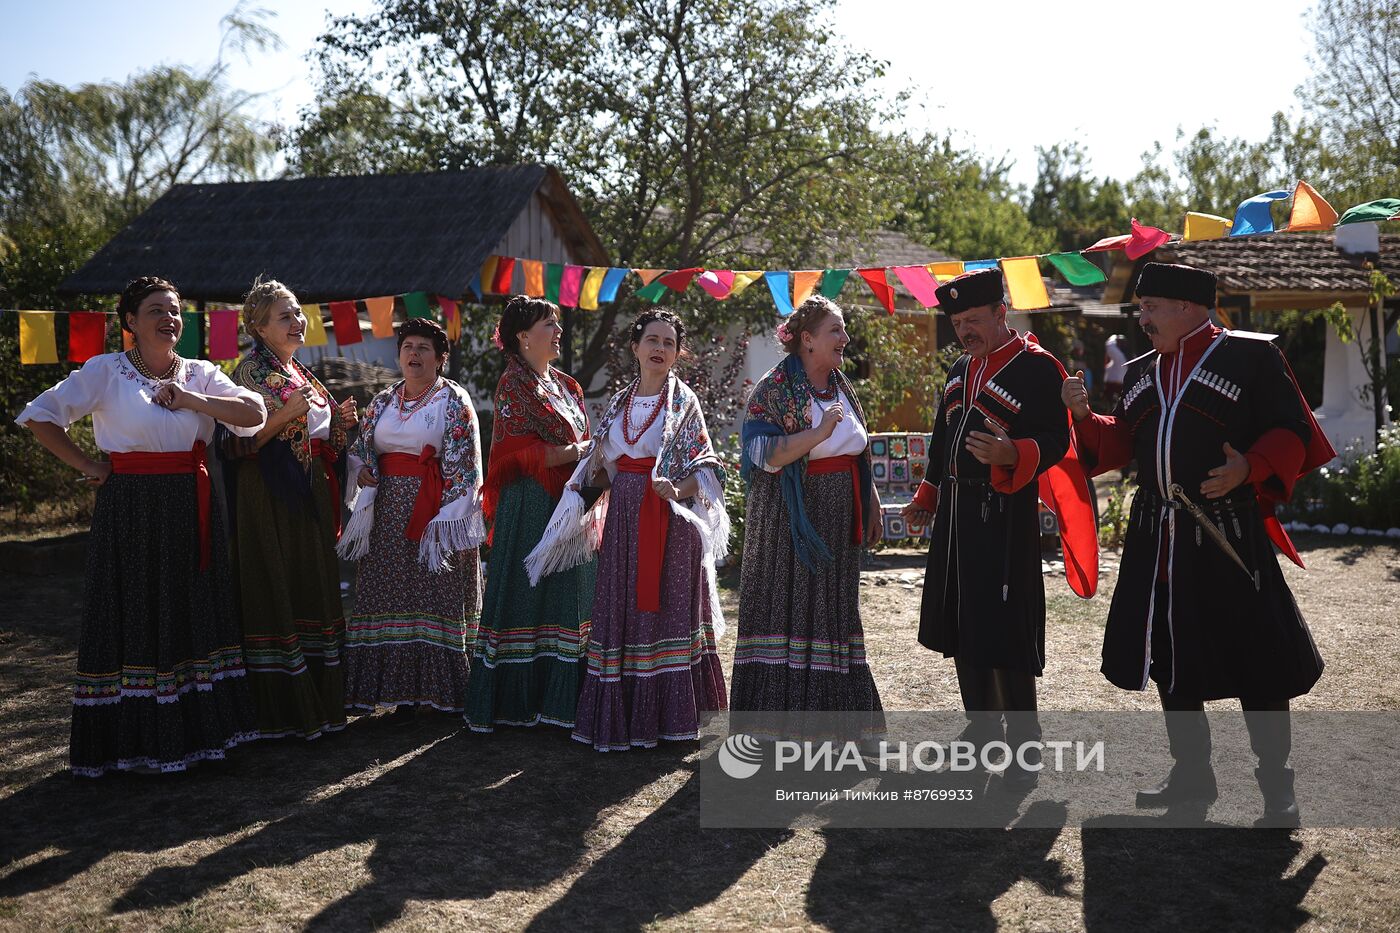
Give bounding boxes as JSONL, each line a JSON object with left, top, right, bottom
{"left": 857, "top": 268, "right": 896, "bottom": 313}
{"left": 491, "top": 256, "right": 516, "bottom": 294}
{"left": 658, "top": 267, "right": 703, "bottom": 293}
{"left": 329, "top": 300, "right": 362, "bottom": 345}
{"left": 438, "top": 296, "right": 461, "bottom": 342}
{"left": 1125, "top": 218, "right": 1171, "bottom": 260}
{"left": 67, "top": 312, "right": 107, "bottom": 363}
{"left": 208, "top": 309, "right": 240, "bottom": 360}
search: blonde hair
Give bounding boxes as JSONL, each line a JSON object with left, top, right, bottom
{"left": 242, "top": 276, "right": 298, "bottom": 343}
{"left": 778, "top": 295, "right": 843, "bottom": 354}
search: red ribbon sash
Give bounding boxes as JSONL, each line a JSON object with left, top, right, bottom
{"left": 310, "top": 439, "right": 342, "bottom": 540}
{"left": 378, "top": 445, "right": 442, "bottom": 543}
{"left": 807, "top": 454, "right": 863, "bottom": 545}
{"left": 109, "top": 441, "right": 212, "bottom": 570}
{"left": 617, "top": 456, "right": 669, "bottom": 613}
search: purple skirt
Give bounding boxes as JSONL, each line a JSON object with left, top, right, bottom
{"left": 572, "top": 470, "right": 727, "bottom": 751}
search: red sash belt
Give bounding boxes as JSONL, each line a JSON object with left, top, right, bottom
{"left": 617, "top": 456, "right": 668, "bottom": 613}
{"left": 378, "top": 445, "right": 442, "bottom": 542}
{"left": 110, "top": 440, "right": 212, "bottom": 570}
{"left": 310, "top": 439, "right": 342, "bottom": 540}
{"left": 807, "top": 454, "right": 862, "bottom": 545}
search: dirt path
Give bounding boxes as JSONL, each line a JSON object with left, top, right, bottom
{"left": 1, "top": 535, "right": 1397, "bottom": 931}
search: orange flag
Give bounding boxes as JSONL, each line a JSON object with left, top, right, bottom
{"left": 633, "top": 269, "right": 666, "bottom": 286}
{"left": 480, "top": 256, "right": 500, "bottom": 294}
{"left": 522, "top": 260, "right": 545, "bottom": 297}
{"left": 1288, "top": 180, "right": 1339, "bottom": 232}
{"left": 792, "top": 270, "right": 822, "bottom": 307}
{"left": 365, "top": 296, "right": 395, "bottom": 338}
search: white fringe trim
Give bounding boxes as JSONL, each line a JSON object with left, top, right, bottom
{"left": 418, "top": 495, "right": 487, "bottom": 573}
{"left": 524, "top": 455, "right": 606, "bottom": 586}
{"left": 337, "top": 486, "right": 377, "bottom": 560}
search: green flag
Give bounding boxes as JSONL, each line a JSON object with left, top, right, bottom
{"left": 635, "top": 281, "right": 670, "bottom": 302}
{"left": 545, "top": 263, "right": 564, "bottom": 303}
{"left": 175, "top": 311, "right": 200, "bottom": 358}
{"left": 819, "top": 269, "right": 851, "bottom": 298}
{"left": 1045, "top": 253, "right": 1106, "bottom": 286}
{"left": 1337, "top": 198, "right": 1400, "bottom": 225}
{"left": 403, "top": 291, "right": 433, "bottom": 319}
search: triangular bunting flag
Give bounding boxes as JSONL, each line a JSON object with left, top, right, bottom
{"left": 1231, "top": 190, "right": 1290, "bottom": 236}
{"left": 764, "top": 271, "right": 795, "bottom": 316}
{"left": 658, "top": 267, "right": 702, "bottom": 293}
{"left": 792, "top": 270, "right": 822, "bottom": 307}
{"left": 697, "top": 270, "right": 736, "bottom": 300}
{"left": 1045, "top": 253, "right": 1106, "bottom": 286}
{"left": 633, "top": 269, "right": 666, "bottom": 286}
{"left": 1001, "top": 257, "right": 1051, "bottom": 311}
{"left": 891, "top": 265, "right": 940, "bottom": 308}
{"left": 1288, "top": 180, "right": 1339, "bottom": 232}
{"left": 729, "top": 271, "right": 764, "bottom": 297}
{"left": 1183, "top": 212, "right": 1233, "bottom": 241}
{"left": 857, "top": 268, "right": 896, "bottom": 313}
{"left": 819, "top": 269, "right": 851, "bottom": 298}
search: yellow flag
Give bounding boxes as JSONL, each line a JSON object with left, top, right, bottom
{"left": 19, "top": 312, "right": 59, "bottom": 364}
{"left": 480, "top": 256, "right": 500, "bottom": 295}
{"left": 928, "top": 261, "right": 963, "bottom": 283}
{"left": 365, "top": 297, "right": 395, "bottom": 338}
{"left": 579, "top": 267, "right": 607, "bottom": 311}
{"left": 1288, "top": 180, "right": 1339, "bottom": 232}
{"left": 1001, "top": 258, "right": 1050, "bottom": 311}
{"left": 1183, "top": 212, "right": 1232, "bottom": 241}
{"left": 522, "top": 260, "right": 545, "bottom": 297}
{"left": 792, "top": 270, "right": 822, "bottom": 307}
{"left": 303, "top": 305, "right": 328, "bottom": 346}
{"left": 729, "top": 271, "right": 764, "bottom": 297}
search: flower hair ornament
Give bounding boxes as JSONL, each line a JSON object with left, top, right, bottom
{"left": 491, "top": 321, "right": 505, "bottom": 350}
{"left": 775, "top": 320, "right": 793, "bottom": 343}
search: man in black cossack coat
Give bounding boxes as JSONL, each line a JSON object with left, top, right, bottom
{"left": 907, "top": 268, "right": 1098, "bottom": 790}
{"left": 1062, "top": 261, "right": 1333, "bottom": 827}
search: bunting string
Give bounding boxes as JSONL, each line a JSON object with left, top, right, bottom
{"left": 7, "top": 184, "right": 1399, "bottom": 363}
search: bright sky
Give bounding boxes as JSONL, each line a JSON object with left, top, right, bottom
{"left": 1, "top": 0, "right": 1318, "bottom": 189}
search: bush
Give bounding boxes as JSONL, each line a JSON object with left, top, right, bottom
{"left": 717, "top": 432, "right": 747, "bottom": 560}
{"left": 1283, "top": 425, "right": 1400, "bottom": 530}
{"left": 1098, "top": 480, "right": 1130, "bottom": 548}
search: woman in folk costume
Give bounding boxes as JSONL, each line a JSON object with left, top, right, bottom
{"left": 337, "top": 318, "right": 485, "bottom": 718}
{"left": 17, "top": 276, "right": 265, "bottom": 775}
{"left": 526, "top": 309, "right": 728, "bottom": 751}
{"left": 732, "top": 296, "right": 884, "bottom": 720}
{"left": 221, "top": 278, "right": 356, "bottom": 740}
{"left": 465, "top": 296, "right": 595, "bottom": 732}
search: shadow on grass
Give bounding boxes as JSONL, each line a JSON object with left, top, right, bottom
{"left": 1080, "top": 819, "right": 1325, "bottom": 932}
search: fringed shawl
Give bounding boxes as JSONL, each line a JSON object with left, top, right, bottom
{"left": 740, "top": 353, "right": 874, "bottom": 570}
{"left": 337, "top": 378, "right": 485, "bottom": 571}
{"left": 524, "top": 373, "right": 730, "bottom": 636}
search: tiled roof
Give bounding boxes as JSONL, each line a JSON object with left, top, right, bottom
{"left": 1154, "top": 232, "right": 1400, "bottom": 294}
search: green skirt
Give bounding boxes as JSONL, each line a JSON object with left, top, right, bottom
{"left": 464, "top": 478, "right": 596, "bottom": 731}
{"left": 232, "top": 461, "right": 346, "bottom": 739}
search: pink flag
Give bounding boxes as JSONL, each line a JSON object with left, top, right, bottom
{"left": 208, "top": 309, "right": 240, "bottom": 360}
{"left": 1083, "top": 234, "right": 1131, "bottom": 253}
{"left": 1124, "top": 218, "right": 1171, "bottom": 260}
{"left": 697, "top": 269, "right": 736, "bottom": 299}
{"left": 892, "top": 265, "right": 941, "bottom": 308}
{"left": 560, "top": 265, "right": 584, "bottom": 307}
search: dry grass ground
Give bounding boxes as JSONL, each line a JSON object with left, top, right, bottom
{"left": 1, "top": 532, "right": 1398, "bottom": 932}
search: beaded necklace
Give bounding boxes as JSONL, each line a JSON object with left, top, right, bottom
{"left": 127, "top": 348, "right": 183, "bottom": 382}
{"left": 810, "top": 370, "right": 840, "bottom": 402}
{"left": 396, "top": 378, "right": 440, "bottom": 419}
{"left": 620, "top": 381, "right": 665, "bottom": 445}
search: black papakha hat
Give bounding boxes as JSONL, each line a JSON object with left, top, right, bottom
{"left": 1134, "top": 262, "right": 1217, "bottom": 308}
{"left": 935, "top": 268, "right": 1005, "bottom": 313}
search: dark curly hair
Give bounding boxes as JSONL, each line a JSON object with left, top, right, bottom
{"left": 778, "top": 295, "right": 843, "bottom": 355}
{"left": 397, "top": 318, "right": 450, "bottom": 372}
{"left": 497, "top": 295, "right": 558, "bottom": 356}
{"left": 627, "top": 308, "right": 687, "bottom": 351}
{"left": 117, "top": 276, "right": 181, "bottom": 333}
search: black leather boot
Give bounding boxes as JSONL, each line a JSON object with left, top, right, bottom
{"left": 1135, "top": 763, "right": 1218, "bottom": 808}
{"left": 1253, "top": 767, "right": 1301, "bottom": 828}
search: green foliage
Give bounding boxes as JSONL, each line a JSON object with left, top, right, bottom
{"left": 716, "top": 432, "right": 748, "bottom": 560}
{"left": 1028, "top": 142, "right": 1132, "bottom": 254}
{"left": 1286, "top": 425, "right": 1400, "bottom": 531}
{"left": 842, "top": 311, "right": 952, "bottom": 431}
{"left": 1097, "top": 480, "right": 1129, "bottom": 548}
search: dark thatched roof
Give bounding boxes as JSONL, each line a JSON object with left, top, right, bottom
{"left": 62, "top": 164, "right": 608, "bottom": 303}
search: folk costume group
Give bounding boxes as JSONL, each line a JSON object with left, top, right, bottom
{"left": 19, "top": 259, "right": 1331, "bottom": 827}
